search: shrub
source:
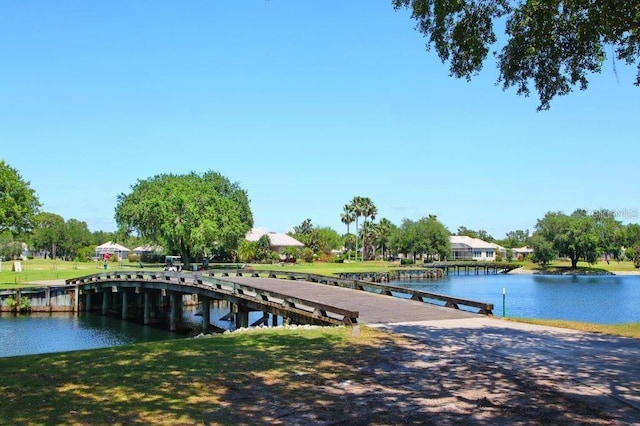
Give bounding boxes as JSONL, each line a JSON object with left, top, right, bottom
{"left": 128, "top": 253, "right": 140, "bottom": 263}
{"left": 109, "top": 253, "right": 120, "bottom": 263}
{"left": 270, "top": 251, "right": 281, "bottom": 263}
{"left": 301, "top": 248, "right": 315, "bottom": 263}
{"left": 401, "top": 258, "right": 414, "bottom": 265}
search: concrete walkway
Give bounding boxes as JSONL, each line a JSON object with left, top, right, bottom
{"left": 371, "top": 316, "right": 640, "bottom": 421}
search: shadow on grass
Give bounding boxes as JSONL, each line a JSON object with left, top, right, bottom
{"left": 1, "top": 325, "right": 639, "bottom": 424}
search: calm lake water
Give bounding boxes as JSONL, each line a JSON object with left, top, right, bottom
{"left": 390, "top": 273, "right": 640, "bottom": 324}
{"left": 1, "top": 274, "right": 638, "bottom": 358}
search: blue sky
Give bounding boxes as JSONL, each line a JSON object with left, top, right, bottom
{"left": 2, "top": 1, "right": 639, "bottom": 240}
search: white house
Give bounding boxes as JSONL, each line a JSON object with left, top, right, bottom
{"left": 512, "top": 246, "right": 534, "bottom": 259}
{"left": 450, "top": 236, "right": 499, "bottom": 261}
{"left": 95, "top": 241, "right": 131, "bottom": 261}
{"left": 132, "top": 244, "right": 162, "bottom": 257}
{"left": 245, "top": 228, "right": 304, "bottom": 258}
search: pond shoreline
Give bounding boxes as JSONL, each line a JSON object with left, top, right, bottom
{"left": 508, "top": 267, "right": 640, "bottom": 276}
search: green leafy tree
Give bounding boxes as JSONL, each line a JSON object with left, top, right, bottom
{"left": 0, "top": 161, "right": 41, "bottom": 237}
{"left": 282, "top": 246, "right": 300, "bottom": 261}
{"left": 301, "top": 247, "right": 315, "bottom": 263}
{"left": 115, "top": 171, "right": 253, "bottom": 269}
{"left": 393, "top": 0, "right": 640, "bottom": 111}
{"left": 534, "top": 210, "right": 599, "bottom": 268}
{"left": 391, "top": 215, "right": 450, "bottom": 262}
{"left": 59, "top": 219, "right": 92, "bottom": 260}
{"left": 290, "top": 219, "right": 320, "bottom": 253}
{"left": 530, "top": 235, "right": 556, "bottom": 266}
{"left": 502, "top": 229, "right": 531, "bottom": 248}
{"left": 456, "top": 226, "right": 493, "bottom": 242}
{"left": 256, "top": 234, "right": 272, "bottom": 263}
{"left": 237, "top": 240, "right": 257, "bottom": 263}
{"left": 592, "top": 209, "right": 625, "bottom": 262}
{"left": 31, "top": 212, "right": 65, "bottom": 259}
{"left": 0, "top": 231, "right": 23, "bottom": 260}
{"left": 316, "top": 227, "right": 342, "bottom": 254}
{"left": 625, "top": 223, "right": 640, "bottom": 250}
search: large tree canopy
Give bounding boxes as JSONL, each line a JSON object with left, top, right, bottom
{"left": 393, "top": 0, "right": 640, "bottom": 110}
{"left": 115, "top": 171, "right": 253, "bottom": 267}
{"left": 0, "top": 161, "right": 41, "bottom": 237}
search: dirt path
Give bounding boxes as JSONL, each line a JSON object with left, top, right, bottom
{"left": 224, "top": 319, "right": 640, "bottom": 425}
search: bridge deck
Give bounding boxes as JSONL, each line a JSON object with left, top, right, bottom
{"left": 223, "top": 276, "right": 476, "bottom": 323}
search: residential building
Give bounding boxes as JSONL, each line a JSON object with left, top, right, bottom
{"left": 245, "top": 228, "right": 304, "bottom": 259}
{"left": 450, "top": 236, "right": 499, "bottom": 261}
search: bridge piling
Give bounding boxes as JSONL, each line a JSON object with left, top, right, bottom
{"left": 201, "top": 297, "right": 211, "bottom": 333}
{"left": 122, "top": 292, "right": 129, "bottom": 320}
{"left": 144, "top": 292, "right": 151, "bottom": 325}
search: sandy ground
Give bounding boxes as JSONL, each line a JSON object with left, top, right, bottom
{"left": 218, "top": 318, "right": 640, "bottom": 425}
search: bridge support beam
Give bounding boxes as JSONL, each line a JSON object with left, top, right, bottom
{"left": 144, "top": 292, "right": 151, "bottom": 325}
{"left": 122, "top": 292, "right": 129, "bottom": 320}
{"left": 271, "top": 313, "right": 278, "bottom": 326}
{"left": 102, "top": 292, "right": 109, "bottom": 315}
{"left": 201, "top": 297, "right": 210, "bottom": 333}
{"left": 74, "top": 286, "right": 79, "bottom": 313}
{"left": 85, "top": 292, "right": 92, "bottom": 312}
{"left": 170, "top": 292, "right": 181, "bottom": 331}
{"left": 235, "top": 307, "right": 249, "bottom": 329}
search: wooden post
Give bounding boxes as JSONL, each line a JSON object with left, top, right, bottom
{"left": 235, "top": 307, "right": 249, "bottom": 329}
{"left": 122, "top": 292, "right": 128, "bottom": 320}
{"left": 201, "top": 297, "right": 210, "bottom": 333}
{"left": 74, "top": 286, "right": 79, "bottom": 314}
{"left": 85, "top": 292, "right": 92, "bottom": 312}
{"left": 102, "top": 292, "right": 109, "bottom": 315}
{"left": 45, "top": 287, "right": 51, "bottom": 309}
{"left": 144, "top": 292, "right": 151, "bottom": 325}
{"left": 170, "top": 293, "right": 179, "bottom": 331}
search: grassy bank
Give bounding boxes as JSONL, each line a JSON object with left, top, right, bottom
{"left": 520, "top": 259, "right": 639, "bottom": 273}
{"left": 0, "top": 326, "right": 402, "bottom": 425}
{"left": 507, "top": 318, "right": 640, "bottom": 339}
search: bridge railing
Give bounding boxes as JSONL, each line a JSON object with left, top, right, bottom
{"left": 66, "top": 271, "right": 359, "bottom": 326}
{"left": 203, "top": 270, "right": 493, "bottom": 315}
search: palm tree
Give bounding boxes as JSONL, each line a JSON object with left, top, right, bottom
{"left": 349, "top": 196, "right": 365, "bottom": 261}
{"left": 359, "top": 197, "right": 377, "bottom": 260}
{"left": 359, "top": 221, "right": 377, "bottom": 261}
{"left": 340, "top": 204, "right": 355, "bottom": 261}
{"left": 377, "top": 218, "right": 392, "bottom": 260}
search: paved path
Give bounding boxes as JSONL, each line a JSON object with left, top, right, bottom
{"left": 372, "top": 317, "right": 640, "bottom": 421}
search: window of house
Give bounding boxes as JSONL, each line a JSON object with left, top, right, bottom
{"left": 486, "top": 251, "right": 494, "bottom": 257}
{"left": 473, "top": 251, "right": 482, "bottom": 258}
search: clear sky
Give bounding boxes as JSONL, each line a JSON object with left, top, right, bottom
{"left": 2, "top": 1, "right": 639, "bottom": 240}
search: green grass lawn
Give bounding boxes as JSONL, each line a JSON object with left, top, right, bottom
{"left": 507, "top": 318, "right": 640, "bottom": 339}
{"left": 0, "top": 326, "right": 398, "bottom": 425}
{"left": 0, "top": 259, "right": 412, "bottom": 288}
{"left": 520, "top": 259, "right": 639, "bottom": 273}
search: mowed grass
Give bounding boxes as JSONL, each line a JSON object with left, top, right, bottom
{"left": 0, "top": 259, "right": 410, "bottom": 288}
{"left": 521, "top": 259, "right": 639, "bottom": 273}
{"left": 0, "top": 326, "right": 402, "bottom": 425}
{"left": 507, "top": 318, "right": 640, "bottom": 339}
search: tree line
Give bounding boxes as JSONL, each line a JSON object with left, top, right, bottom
{"left": 3, "top": 160, "right": 640, "bottom": 268}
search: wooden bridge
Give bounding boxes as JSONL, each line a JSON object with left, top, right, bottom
{"left": 425, "top": 262, "right": 522, "bottom": 275}
{"left": 57, "top": 269, "right": 494, "bottom": 332}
